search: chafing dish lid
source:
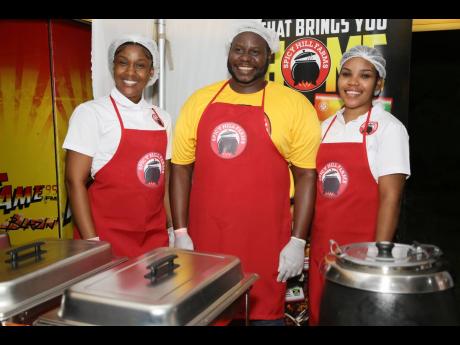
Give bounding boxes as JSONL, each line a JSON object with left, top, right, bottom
{"left": 58, "top": 248, "right": 246, "bottom": 325}
{"left": 0, "top": 239, "right": 115, "bottom": 320}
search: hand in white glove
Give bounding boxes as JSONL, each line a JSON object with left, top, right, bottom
{"left": 173, "top": 227, "right": 194, "bottom": 250}
{"left": 167, "top": 227, "right": 175, "bottom": 247}
{"left": 277, "top": 237, "right": 306, "bottom": 283}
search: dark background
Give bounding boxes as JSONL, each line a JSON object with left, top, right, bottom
{"left": 398, "top": 28, "right": 460, "bottom": 308}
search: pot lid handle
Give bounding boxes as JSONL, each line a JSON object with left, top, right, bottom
{"left": 409, "top": 241, "right": 442, "bottom": 259}
{"left": 376, "top": 241, "right": 394, "bottom": 259}
{"left": 4, "top": 241, "right": 47, "bottom": 269}
{"left": 144, "top": 254, "right": 180, "bottom": 284}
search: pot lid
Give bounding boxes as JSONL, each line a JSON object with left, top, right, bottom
{"left": 323, "top": 240, "right": 454, "bottom": 293}
{"left": 332, "top": 241, "right": 441, "bottom": 269}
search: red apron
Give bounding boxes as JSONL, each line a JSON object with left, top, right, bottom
{"left": 188, "top": 81, "right": 291, "bottom": 320}
{"left": 74, "top": 96, "right": 168, "bottom": 258}
{"left": 308, "top": 108, "right": 378, "bottom": 325}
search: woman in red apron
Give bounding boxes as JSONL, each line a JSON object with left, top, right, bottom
{"left": 308, "top": 46, "right": 409, "bottom": 325}
{"left": 64, "top": 35, "right": 170, "bottom": 258}
{"left": 170, "top": 24, "right": 318, "bottom": 325}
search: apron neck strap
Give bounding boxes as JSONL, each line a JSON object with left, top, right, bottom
{"left": 362, "top": 107, "right": 373, "bottom": 144}
{"left": 261, "top": 82, "right": 266, "bottom": 110}
{"left": 151, "top": 108, "right": 165, "bottom": 128}
{"left": 208, "top": 79, "right": 267, "bottom": 109}
{"left": 322, "top": 107, "right": 373, "bottom": 143}
{"left": 321, "top": 115, "right": 337, "bottom": 142}
{"left": 209, "top": 80, "right": 230, "bottom": 105}
{"left": 109, "top": 95, "right": 125, "bottom": 130}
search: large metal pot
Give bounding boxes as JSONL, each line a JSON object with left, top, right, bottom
{"left": 319, "top": 240, "right": 460, "bottom": 326}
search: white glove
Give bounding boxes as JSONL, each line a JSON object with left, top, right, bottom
{"left": 173, "top": 227, "right": 194, "bottom": 250}
{"left": 88, "top": 236, "right": 100, "bottom": 241}
{"left": 277, "top": 237, "right": 306, "bottom": 283}
{"left": 167, "top": 227, "right": 175, "bottom": 247}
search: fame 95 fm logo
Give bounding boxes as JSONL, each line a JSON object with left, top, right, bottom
{"left": 281, "top": 37, "right": 331, "bottom": 93}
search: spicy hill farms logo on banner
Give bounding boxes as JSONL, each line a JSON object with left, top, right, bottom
{"left": 262, "top": 19, "right": 412, "bottom": 124}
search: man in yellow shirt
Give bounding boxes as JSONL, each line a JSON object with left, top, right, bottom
{"left": 170, "top": 21, "right": 320, "bottom": 325}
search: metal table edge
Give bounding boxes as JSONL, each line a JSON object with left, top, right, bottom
{"left": 186, "top": 273, "right": 259, "bottom": 326}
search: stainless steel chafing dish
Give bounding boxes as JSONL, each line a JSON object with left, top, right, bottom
{"left": 35, "top": 247, "right": 259, "bottom": 326}
{"left": 1, "top": 239, "right": 125, "bottom": 325}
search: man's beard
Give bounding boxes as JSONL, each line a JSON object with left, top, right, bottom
{"left": 227, "top": 58, "right": 270, "bottom": 84}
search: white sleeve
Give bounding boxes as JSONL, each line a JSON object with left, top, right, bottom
{"left": 62, "top": 103, "right": 100, "bottom": 157}
{"left": 376, "top": 121, "right": 411, "bottom": 178}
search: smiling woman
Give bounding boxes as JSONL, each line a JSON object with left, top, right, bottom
{"left": 338, "top": 57, "right": 383, "bottom": 121}
{"left": 308, "top": 45, "right": 411, "bottom": 325}
{"left": 113, "top": 44, "right": 154, "bottom": 103}
{"left": 62, "top": 34, "right": 174, "bottom": 259}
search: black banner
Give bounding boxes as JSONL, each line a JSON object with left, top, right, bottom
{"left": 262, "top": 19, "right": 412, "bottom": 125}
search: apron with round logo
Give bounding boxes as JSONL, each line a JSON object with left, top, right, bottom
{"left": 308, "top": 108, "right": 379, "bottom": 325}
{"left": 74, "top": 96, "right": 168, "bottom": 258}
{"left": 188, "top": 80, "right": 291, "bottom": 320}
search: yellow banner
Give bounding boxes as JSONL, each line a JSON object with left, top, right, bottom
{"left": 0, "top": 20, "right": 92, "bottom": 245}
{"left": 0, "top": 21, "right": 59, "bottom": 245}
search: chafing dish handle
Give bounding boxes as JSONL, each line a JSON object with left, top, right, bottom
{"left": 144, "top": 254, "right": 180, "bottom": 284}
{"left": 4, "top": 241, "right": 47, "bottom": 268}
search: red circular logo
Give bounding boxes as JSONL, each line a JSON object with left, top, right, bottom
{"left": 360, "top": 121, "right": 379, "bottom": 135}
{"left": 210, "top": 122, "right": 247, "bottom": 159}
{"left": 282, "top": 38, "right": 331, "bottom": 92}
{"left": 136, "top": 152, "right": 165, "bottom": 188}
{"left": 318, "top": 162, "right": 348, "bottom": 198}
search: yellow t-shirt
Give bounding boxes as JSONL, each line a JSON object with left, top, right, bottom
{"left": 172, "top": 80, "right": 321, "bottom": 170}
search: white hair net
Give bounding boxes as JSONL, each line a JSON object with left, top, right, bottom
{"left": 228, "top": 20, "right": 280, "bottom": 54}
{"left": 108, "top": 34, "right": 160, "bottom": 87}
{"left": 339, "top": 45, "right": 386, "bottom": 79}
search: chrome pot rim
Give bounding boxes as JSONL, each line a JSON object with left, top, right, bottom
{"left": 323, "top": 254, "right": 454, "bottom": 294}
{"left": 322, "top": 240, "right": 455, "bottom": 294}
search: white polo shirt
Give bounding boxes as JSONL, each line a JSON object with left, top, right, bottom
{"left": 63, "top": 87, "right": 172, "bottom": 178}
{"left": 320, "top": 102, "right": 410, "bottom": 182}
